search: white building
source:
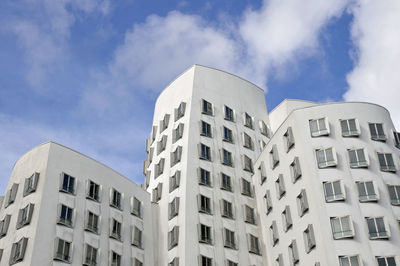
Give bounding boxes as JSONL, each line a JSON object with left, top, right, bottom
{"left": 0, "top": 65, "right": 399, "bottom": 266}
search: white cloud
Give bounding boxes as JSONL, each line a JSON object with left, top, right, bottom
{"left": 344, "top": 0, "right": 400, "bottom": 129}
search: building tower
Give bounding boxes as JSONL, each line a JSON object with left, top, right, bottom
{"left": 143, "top": 65, "right": 271, "bottom": 266}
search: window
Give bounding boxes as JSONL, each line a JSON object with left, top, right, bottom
{"left": 284, "top": 127, "right": 295, "bottom": 151}
{"left": 57, "top": 204, "right": 73, "bottom": 227}
{"left": 152, "top": 183, "right": 162, "bottom": 202}
{"left": 248, "top": 234, "right": 260, "bottom": 255}
{"left": 169, "top": 257, "right": 179, "bottom": 266}
{"left": 221, "top": 149, "right": 233, "bottom": 166}
{"left": 16, "top": 203, "right": 34, "bottom": 229}
{"left": 377, "top": 257, "right": 397, "bottom": 266}
{"left": 357, "top": 181, "right": 378, "bottom": 202}
{"left": 10, "top": 238, "right": 28, "bottom": 265}
{"left": 168, "top": 226, "right": 179, "bottom": 250}
{"left": 244, "top": 112, "right": 253, "bottom": 129}
{"left": 378, "top": 152, "right": 396, "bottom": 172}
{"left": 157, "top": 135, "right": 168, "bottom": 155}
{"left": 259, "top": 161, "right": 267, "bottom": 184}
{"left": 275, "top": 174, "right": 286, "bottom": 199}
{"left": 224, "top": 228, "right": 236, "bottom": 249}
{"left": 244, "top": 205, "right": 256, "bottom": 224}
{"left": 111, "top": 251, "right": 121, "bottom": 266}
{"left": 199, "top": 143, "right": 211, "bottom": 161}
{"left": 110, "top": 218, "right": 122, "bottom": 241}
{"left": 150, "top": 125, "right": 157, "bottom": 144}
{"left": 309, "top": 118, "right": 329, "bottom": 137}
{"left": 221, "top": 199, "right": 234, "bottom": 219}
{"left": 0, "top": 215, "right": 11, "bottom": 238}
{"left": 259, "top": 140, "right": 266, "bottom": 151}
{"left": 270, "top": 221, "right": 279, "bottom": 246}
{"left": 304, "top": 224, "right": 316, "bottom": 253}
{"left": 270, "top": 145, "right": 279, "bottom": 169}
{"left": 316, "top": 147, "right": 337, "bottom": 168}
{"left": 83, "top": 244, "right": 97, "bottom": 266}
{"left": 85, "top": 211, "right": 99, "bottom": 233}
{"left": 221, "top": 173, "right": 232, "bottom": 191}
{"left": 297, "top": 189, "right": 309, "bottom": 216}
{"left": 154, "top": 158, "right": 165, "bottom": 178}
{"left": 132, "top": 226, "right": 142, "bottom": 248}
{"left": 54, "top": 238, "right": 71, "bottom": 263}
{"left": 168, "top": 197, "right": 180, "bottom": 220}
{"left": 227, "top": 260, "right": 238, "bottom": 266}
{"left": 290, "top": 157, "right": 302, "bottom": 183}
{"left": 5, "top": 183, "right": 18, "bottom": 207}
{"left": 198, "top": 195, "right": 212, "bottom": 214}
{"left": 201, "top": 121, "right": 212, "bottom": 137}
{"left": 223, "top": 126, "right": 233, "bottom": 143}
{"left": 331, "top": 216, "right": 354, "bottom": 239}
{"left": 60, "top": 173, "right": 75, "bottom": 194}
{"left": 131, "top": 197, "right": 142, "bottom": 217}
{"left": 340, "top": 119, "right": 359, "bottom": 137}
{"left": 369, "top": 123, "right": 386, "bottom": 141}
{"left": 173, "top": 123, "right": 184, "bottom": 143}
{"left": 175, "top": 102, "right": 186, "bottom": 121}
{"left": 260, "top": 120, "right": 269, "bottom": 137}
{"left": 202, "top": 99, "right": 213, "bottom": 115}
{"left": 323, "top": 180, "right": 345, "bottom": 202}
{"left": 243, "top": 132, "right": 254, "bottom": 150}
{"left": 134, "top": 259, "right": 143, "bottom": 266}
{"left": 110, "top": 188, "right": 122, "bottom": 210}
{"left": 265, "top": 190, "right": 273, "bottom": 214}
{"left": 199, "top": 255, "right": 212, "bottom": 266}
{"left": 394, "top": 131, "right": 400, "bottom": 149}
{"left": 242, "top": 154, "right": 254, "bottom": 173}
{"left": 199, "top": 224, "right": 212, "bottom": 244}
{"left": 276, "top": 254, "right": 284, "bottom": 266}
{"left": 170, "top": 146, "right": 183, "bottom": 167}
{"left": 160, "top": 114, "right": 170, "bottom": 133}
{"left": 388, "top": 185, "right": 400, "bottom": 205}
{"left": 348, "top": 148, "right": 368, "bottom": 168}
{"left": 288, "top": 240, "right": 299, "bottom": 265}
{"left": 23, "top": 172, "right": 39, "bottom": 196}
{"left": 241, "top": 178, "right": 253, "bottom": 197}
{"left": 224, "top": 105, "right": 234, "bottom": 121}
{"left": 169, "top": 171, "right": 181, "bottom": 192}
{"left": 199, "top": 168, "right": 211, "bottom": 187}
{"left": 339, "top": 255, "right": 360, "bottom": 266}
{"left": 86, "top": 180, "right": 100, "bottom": 202}
{"left": 282, "top": 205, "right": 293, "bottom": 231}
{"left": 366, "top": 217, "right": 389, "bottom": 239}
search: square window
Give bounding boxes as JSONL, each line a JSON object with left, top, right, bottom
{"left": 366, "top": 217, "right": 389, "bottom": 239}
{"left": 369, "top": 123, "right": 386, "bottom": 141}
{"left": 309, "top": 118, "right": 329, "bottom": 137}
{"left": 331, "top": 216, "right": 354, "bottom": 239}
{"left": 388, "top": 185, "right": 400, "bottom": 205}
{"left": 348, "top": 149, "right": 368, "bottom": 168}
{"left": 357, "top": 181, "right": 378, "bottom": 202}
{"left": 378, "top": 153, "right": 396, "bottom": 172}
{"left": 340, "top": 119, "right": 359, "bottom": 137}
{"left": 323, "top": 180, "right": 345, "bottom": 202}
{"left": 316, "top": 147, "right": 337, "bottom": 168}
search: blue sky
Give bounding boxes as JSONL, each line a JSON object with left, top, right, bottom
{"left": 1, "top": 0, "right": 399, "bottom": 193}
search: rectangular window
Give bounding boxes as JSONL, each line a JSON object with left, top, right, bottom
{"left": 60, "top": 173, "right": 75, "bottom": 194}
{"left": 394, "top": 131, "right": 400, "bottom": 149}
{"left": 388, "top": 185, "right": 400, "bottom": 205}
{"left": 199, "top": 224, "right": 212, "bottom": 244}
{"left": 243, "top": 132, "right": 254, "bottom": 150}
{"left": 132, "top": 226, "right": 142, "bottom": 248}
{"left": 170, "top": 146, "right": 182, "bottom": 167}
{"left": 5, "top": 183, "right": 18, "bottom": 207}
{"left": 248, "top": 234, "right": 260, "bottom": 255}
{"left": 244, "top": 112, "right": 253, "bottom": 129}
{"left": 309, "top": 118, "right": 329, "bottom": 137}
{"left": 324, "top": 180, "right": 345, "bottom": 202}
{"left": 201, "top": 121, "right": 212, "bottom": 137}
{"left": 111, "top": 251, "right": 121, "bottom": 266}
{"left": 340, "top": 119, "right": 359, "bottom": 137}
{"left": 199, "top": 255, "right": 212, "bottom": 266}
{"left": 54, "top": 238, "right": 71, "bottom": 263}
{"left": 16, "top": 203, "right": 34, "bottom": 229}
{"left": 304, "top": 224, "right": 316, "bottom": 253}
{"left": 57, "top": 204, "right": 73, "bottom": 227}
{"left": 199, "top": 168, "right": 211, "bottom": 187}
{"left": 85, "top": 211, "right": 99, "bottom": 233}
{"left": 131, "top": 197, "right": 142, "bottom": 218}
{"left": 270, "top": 145, "right": 279, "bottom": 169}
{"left": 168, "top": 226, "right": 179, "bottom": 250}
{"left": 259, "top": 140, "right": 266, "bottom": 151}
{"left": 198, "top": 195, "right": 212, "bottom": 214}
{"left": 275, "top": 174, "right": 286, "bottom": 199}
{"left": 224, "top": 105, "right": 234, "bottom": 121}
{"left": 290, "top": 157, "right": 302, "bottom": 183}
{"left": 357, "top": 181, "right": 378, "bottom": 202}
{"left": 0, "top": 215, "right": 11, "bottom": 238}
{"left": 366, "top": 217, "right": 389, "bottom": 239}
{"left": 259, "top": 161, "right": 267, "bottom": 184}
{"left": 168, "top": 197, "right": 180, "bottom": 220}
{"left": 221, "top": 173, "right": 232, "bottom": 191}
{"left": 348, "top": 148, "right": 368, "bottom": 168}
{"left": 110, "top": 188, "right": 122, "bottom": 210}
{"left": 331, "top": 216, "right": 354, "bottom": 239}
{"left": 265, "top": 190, "right": 273, "bottom": 214}
{"left": 150, "top": 125, "right": 157, "bottom": 144}
{"left": 241, "top": 178, "right": 253, "bottom": 197}
{"left": 84, "top": 244, "right": 97, "bottom": 266}
{"left": 297, "top": 189, "right": 309, "bottom": 216}
{"left": 316, "top": 147, "right": 337, "bottom": 168}
{"left": 23, "top": 172, "right": 39, "bottom": 196}
{"left": 157, "top": 135, "right": 168, "bottom": 155}
{"left": 244, "top": 205, "right": 256, "bottom": 224}
{"left": 284, "top": 127, "right": 295, "bottom": 151}
{"left": 377, "top": 257, "right": 397, "bottom": 266}
{"left": 282, "top": 205, "right": 292, "bottom": 232}
{"left": 173, "top": 123, "right": 184, "bottom": 143}
{"left": 270, "top": 221, "right": 279, "bottom": 246}
{"left": 152, "top": 183, "right": 162, "bottom": 202}
{"left": 110, "top": 218, "right": 122, "bottom": 241}
{"left": 169, "top": 257, "right": 179, "bottom": 266}
{"left": 175, "top": 102, "right": 186, "bottom": 121}
{"left": 202, "top": 99, "right": 213, "bottom": 115}
{"left": 169, "top": 171, "right": 181, "bottom": 192}
{"left": 159, "top": 114, "right": 170, "bottom": 133}
{"left": 224, "top": 228, "right": 236, "bottom": 249}
{"left": 223, "top": 126, "right": 233, "bottom": 143}
{"left": 276, "top": 254, "right": 284, "bottom": 266}
{"left": 87, "top": 180, "right": 100, "bottom": 202}
{"left": 222, "top": 149, "right": 233, "bottom": 166}
{"left": 369, "top": 123, "right": 386, "bottom": 141}
{"left": 339, "top": 255, "right": 361, "bottom": 266}
{"left": 288, "top": 240, "right": 299, "bottom": 265}
{"left": 221, "top": 199, "right": 234, "bottom": 219}
{"left": 378, "top": 153, "right": 396, "bottom": 172}
{"left": 10, "top": 238, "right": 28, "bottom": 264}
{"left": 260, "top": 120, "right": 269, "bottom": 137}
{"left": 199, "top": 143, "right": 211, "bottom": 161}
{"left": 242, "top": 154, "right": 254, "bottom": 173}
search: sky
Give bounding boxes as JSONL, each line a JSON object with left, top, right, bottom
{"left": 0, "top": 0, "right": 399, "bottom": 193}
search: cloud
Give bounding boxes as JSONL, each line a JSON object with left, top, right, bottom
{"left": 344, "top": 0, "right": 400, "bottom": 129}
